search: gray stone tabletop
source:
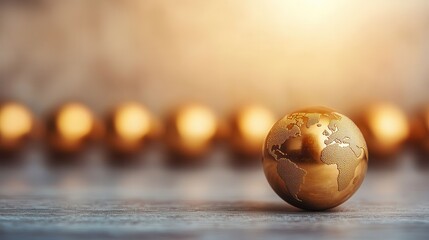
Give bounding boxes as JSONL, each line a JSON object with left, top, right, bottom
{"left": 0, "top": 153, "right": 428, "bottom": 240}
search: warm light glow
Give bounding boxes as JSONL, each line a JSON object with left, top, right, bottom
{"left": 57, "top": 103, "right": 93, "bottom": 141}
{"left": 237, "top": 106, "right": 276, "bottom": 144}
{"left": 113, "top": 103, "right": 151, "bottom": 141}
{"left": 0, "top": 103, "right": 32, "bottom": 140}
{"left": 176, "top": 105, "right": 217, "bottom": 147}
{"left": 256, "top": 0, "right": 344, "bottom": 33}
{"left": 369, "top": 104, "right": 409, "bottom": 145}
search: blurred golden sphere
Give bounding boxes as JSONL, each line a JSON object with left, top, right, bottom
{"left": 166, "top": 104, "right": 218, "bottom": 159}
{"left": 0, "top": 102, "right": 33, "bottom": 151}
{"left": 263, "top": 107, "right": 368, "bottom": 210}
{"left": 107, "top": 102, "right": 158, "bottom": 154}
{"left": 410, "top": 105, "right": 429, "bottom": 154}
{"left": 356, "top": 103, "right": 409, "bottom": 158}
{"left": 229, "top": 105, "right": 276, "bottom": 157}
{"left": 47, "top": 102, "right": 99, "bottom": 153}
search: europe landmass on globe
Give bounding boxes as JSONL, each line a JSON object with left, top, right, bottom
{"left": 266, "top": 112, "right": 366, "bottom": 202}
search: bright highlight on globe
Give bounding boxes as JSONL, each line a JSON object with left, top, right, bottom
{"left": 263, "top": 107, "right": 368, "bottom": 210}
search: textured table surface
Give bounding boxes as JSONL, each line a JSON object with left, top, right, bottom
{"left": 0, "top": 153, "right": 428, "bottom": 240}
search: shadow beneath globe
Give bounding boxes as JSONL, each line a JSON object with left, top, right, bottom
{"left": 206, "top": 201, "right": 343, "bottom": 213}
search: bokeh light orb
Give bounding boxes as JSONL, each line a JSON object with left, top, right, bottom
{"left": 263, "top": 107, "right": 368, "bottom": 211}
{"left": 166, "top": 104, "right": 218, "bottom": 158}
{"left": 230, "top": 105, "right": 276, "bottom": 157}
{"left": 0, "top": 102, "right": 33, "bottom": 151}
{"left": 107, "top": 102, "right": 156, "bottom": 154}
{"left": 356, "top": 103, "right": 409, "bottom": 158}
{"left": 48, "top": 102, "right": 97, "bottom": 153}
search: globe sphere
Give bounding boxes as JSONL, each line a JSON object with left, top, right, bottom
{"left": 262, "top": 107, "right": 368, "bottom": 210}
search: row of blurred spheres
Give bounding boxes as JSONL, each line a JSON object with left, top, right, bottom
{"left": 0, "top": 101, "right": 428, "bottom": 165}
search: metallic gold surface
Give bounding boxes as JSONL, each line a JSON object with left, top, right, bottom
{"left": 0, "top": 102, "right": 34, "bottom": 152}
{"left": 229, "top": 105, "right": 276, "bottom": 157}
{"left": 356, "top": 103, "right": 409, "bottom": 158}
{"left": 165, "top": 104, "right": 218, "bottom": 159}
{"left": 262, "top": 107, "right": 368, "bottom": 211}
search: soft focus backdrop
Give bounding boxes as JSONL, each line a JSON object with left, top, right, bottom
{"left": 1, "top": 0, "right": 428, "bottom": 116}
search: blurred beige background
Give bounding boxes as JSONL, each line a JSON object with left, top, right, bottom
{"left": 0, "top": 0, "right": 428, "bottom": 117}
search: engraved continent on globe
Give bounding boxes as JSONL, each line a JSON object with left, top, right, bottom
{"left": 263, "top": 107, "right": 368, "bottom": 210}
{"left": 320, "top": 114, "right": 366, "bottom": 191}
